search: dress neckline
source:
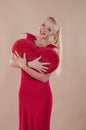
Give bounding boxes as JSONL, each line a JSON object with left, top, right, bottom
{"left": 27, "top": 33, "right": 57, "bottom": 48}
{"left": 34, "top": 35, "right": 53, "bottom": 48}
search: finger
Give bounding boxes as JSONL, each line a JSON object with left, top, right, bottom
{"left": 41, "top": 62, "right": 50, "bottom": 65}
{"left": 41, "top": 68, "right": 47, "bottom": 72}
{"left": 23, "top": 53, "right": 26, "bottom": 59}
{"left": 42, "top": 66, "right": 49, "bottom": 70}
{"left": 13, "top": 53, "right": 16, "bottom": 57}
{"left": 38, "top": 70, "right": 44, "bottom": 73}
{"left": 39, "top": 67, "right": 48, "bottom": 72}
{"left": 13, "top": 53, "right": 18, "bottom": 60}
{"left": 15, "top": 51, "right": 20, "bottom": 58}
{"left": 36, "top": 56, "right": 42, "bottom": 60}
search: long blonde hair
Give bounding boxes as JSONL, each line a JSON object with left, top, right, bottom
{"left": 47, "top": 17, "right": 63, "bottom": 76}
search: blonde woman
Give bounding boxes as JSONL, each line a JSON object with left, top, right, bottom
{"left": 9, "top": 16, "right": 62, "bottom": 130}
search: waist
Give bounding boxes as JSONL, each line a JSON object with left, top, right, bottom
{"left": 19, "top": 74, "right": 51, "bottom": 94}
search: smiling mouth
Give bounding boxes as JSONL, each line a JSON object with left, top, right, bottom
{"left": 40, "top": 30, "right": 46, "bottom": 35}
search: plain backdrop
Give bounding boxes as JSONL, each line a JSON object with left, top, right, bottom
{"left": 0, "top": 0, "right": 86, "bottom": 130}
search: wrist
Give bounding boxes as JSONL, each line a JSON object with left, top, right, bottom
{"left": 22, "top": 63, "right": 28, "bottom": 71}
{"left": 20, "top": 61, "right": 28, "bottom": 70}
{"left": 27, "top": 61, "right": 32, "bottom": 68}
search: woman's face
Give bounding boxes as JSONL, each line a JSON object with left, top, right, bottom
{"left": 38, "top": 18, "right": 56, "bottom": 39}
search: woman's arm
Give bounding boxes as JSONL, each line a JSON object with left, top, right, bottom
{"left": 9, "top": 33, "right": 27, "bottom": 68}
{"left": 14, "top": 52, "right": 51, "bottom": 82}
{"left": 23, "top": 65, "right": 51, "bottom": 82}
{"left": 9, "top": 53, "right": 20, "bottom": 68}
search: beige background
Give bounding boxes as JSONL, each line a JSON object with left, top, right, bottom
{"left": 0, "top": 0, "right": 86, "bottom": 130}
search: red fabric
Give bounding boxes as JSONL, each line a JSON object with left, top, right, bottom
{"left": 12, "top": 38, "right": 59, "bottom": 78}
{"left": 12, "top": 33, "right": 58, "bottom": 130}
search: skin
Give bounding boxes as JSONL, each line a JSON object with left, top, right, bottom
{"left": 9, "top": 18, "right": 58, "bottom": 82}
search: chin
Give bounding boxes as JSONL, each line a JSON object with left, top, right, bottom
{"left": 38, "top": 33, "right": 47, "bottom": 39}
{"left": 37, "top": 30, "right": 47, "bottom": 39}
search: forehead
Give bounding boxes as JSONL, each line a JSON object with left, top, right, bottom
{"left": 43, "top": 19, "right": 56, "bottom": 29}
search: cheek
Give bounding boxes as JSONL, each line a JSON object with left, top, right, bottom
{"left": 39, "top": 27, "right": 44, "bottom": 34}
{"left": 48, "top": 32, "right": 54, "bottom": 37}
{"left": 38, "top": 27, "right": 41, "bottom": 32}
{"left": 38, "top": 26, "right": 42, "bottom": 32}
{"left": 39, "top": 25, "right": 44, "bottom": 30}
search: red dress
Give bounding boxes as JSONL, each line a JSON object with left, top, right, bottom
{"left": 18, "top": 33, "right": 57, "bottom": 130}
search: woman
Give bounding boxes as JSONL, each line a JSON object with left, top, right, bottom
{"left": 9, "top": 16, "right": 62, "bottom": 130}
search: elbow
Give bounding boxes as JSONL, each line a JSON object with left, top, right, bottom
{"left": 9, "top": 63, "right": 14, "bottom": 67}
{"left": 9, "top": 60, "right": 18, "bottom": 68}
{"left": 9, "top": 57, "right": 13, "bottom": 67}
{"left": 40, "top": 74, "right": 51, "bottom": 83}
{"left": 40, "top": 77, "right": 49, "bottom": 83}
{"left": 9, "top": 61, "right": 13, "bottom": 67}
{"left": 42, "top": 80, "right": 49, "bottom": 83}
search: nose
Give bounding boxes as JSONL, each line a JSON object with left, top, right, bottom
{"left": 42, "top": 26, "right": 47, "bottom": 32}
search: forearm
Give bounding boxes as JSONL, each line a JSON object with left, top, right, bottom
{"left": 23, "top": 65, "right": 51, "bottom": 82}
{"left": 9, "top": 33, "right": 27, "bottom": 68}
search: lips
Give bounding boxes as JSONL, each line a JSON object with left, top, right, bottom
{"left": 40, "top": 30, "right": 46, "bottom": 35}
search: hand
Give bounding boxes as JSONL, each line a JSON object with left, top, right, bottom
{"left": 28, "top": 56, "right": 50, "bottom": 73}
{"left": 14, "top": 51, "right": 27, "bottom": 69}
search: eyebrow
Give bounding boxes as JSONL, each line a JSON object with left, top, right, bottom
{"left": 41, "top": 22, "right": 55, "bottom": 31}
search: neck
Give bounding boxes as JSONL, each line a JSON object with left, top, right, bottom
{"left": 35, "top": 35, "right": 49, "bottom": 47}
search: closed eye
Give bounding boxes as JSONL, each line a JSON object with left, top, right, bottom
{"left": 41, "top": 23, "right": 45, "bottom": 27}
{"left": 47, "top": 28, "right": 51, "bottom": 32}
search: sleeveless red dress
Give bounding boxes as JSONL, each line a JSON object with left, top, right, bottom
{"left": 18, "top": 33, "right": 57, "bottom": 130}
